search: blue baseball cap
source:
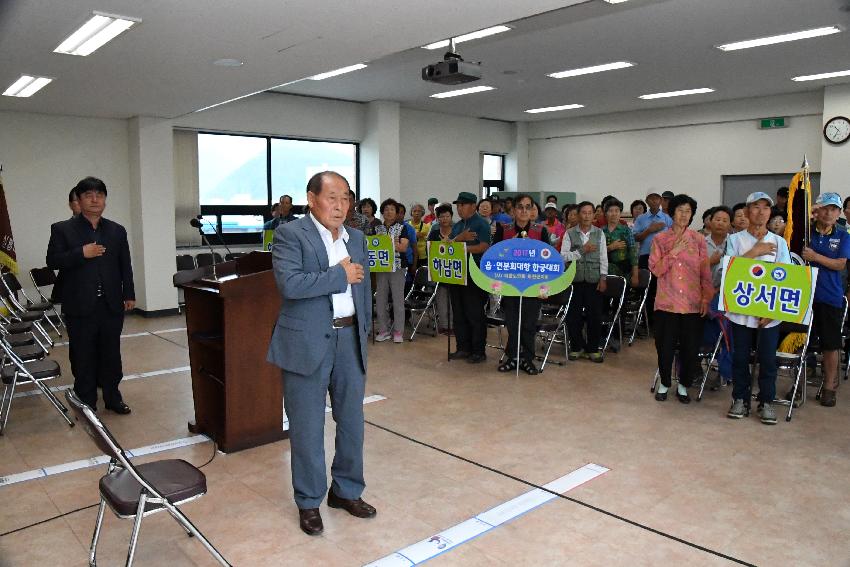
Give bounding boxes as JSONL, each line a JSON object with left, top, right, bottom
{"left": 746, "top": 191, "right": 774, "bottom": 207}
{"left": 816, "top": 192, "right": 842, "bottom": 208}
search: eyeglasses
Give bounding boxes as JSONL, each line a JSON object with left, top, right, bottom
{"left": 515, "top": 204, "right": 534, "bottom": 211}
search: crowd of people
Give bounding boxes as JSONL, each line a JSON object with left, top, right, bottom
{"left": 265, "top": 184, "right": 850, "bottom": 424}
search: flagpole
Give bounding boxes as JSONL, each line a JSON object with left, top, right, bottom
{"left": 802, "top": 154, "right": 811, "bottom": 251}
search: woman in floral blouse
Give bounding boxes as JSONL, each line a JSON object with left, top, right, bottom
{"left": 649, "top": 194, "right": 713, "bottom": 404}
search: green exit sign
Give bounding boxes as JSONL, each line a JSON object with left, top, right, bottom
{"left": 759, "top": 117, "right": 787, "bottom": 129}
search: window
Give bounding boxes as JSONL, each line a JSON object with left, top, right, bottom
{"left": 482, "top": 153, "right": 504, "bottom": 198}
{"left": 271, "top": 139, "right": 357, "bottom": 206}
{"left": 197, "top": 132, "right": 358, "bottom": 244}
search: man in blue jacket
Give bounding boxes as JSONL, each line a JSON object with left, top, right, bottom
{"left": 266, "top": 171, "right": 375, "bottom": 536}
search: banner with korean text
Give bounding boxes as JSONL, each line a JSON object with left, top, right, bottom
{"left": 367, "top": 234, "right": 395, "bottom": 273}
{"left": 427, "top": 241, "right": 467, "bottom": 285}
{"left": 262, "top": 229, "right": 274, "bottom": 251}
{"left": 719, "top": 256, "right": 817, "bottom": 324}
{"left": 469, "top": 238, "right": 574, "bottom": 298}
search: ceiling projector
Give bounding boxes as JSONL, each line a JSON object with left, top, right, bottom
{"left": 421, "top": 42, "right": 481, "bottom": 85}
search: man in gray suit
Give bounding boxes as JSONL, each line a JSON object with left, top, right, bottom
{"left": 267, "top": 171, "right": 375, "bottom": 536}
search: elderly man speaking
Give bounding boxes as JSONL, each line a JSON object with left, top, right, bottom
{"left": 267, "top": 171, "right": 375, "bottom": 536}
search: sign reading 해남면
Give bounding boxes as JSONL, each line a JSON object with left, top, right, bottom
{"left": 719, "top": 256, "right": 817, "bottom": 324}
{"left": 427, "top": 241, "right": 467, "bottom": 285}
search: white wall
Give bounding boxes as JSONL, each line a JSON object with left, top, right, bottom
{"left": 0, "top": 110, "right": 131, "bottom": 295}
{"left": 819, "top": 84, "right": 850, "bottom": 195}
{"left": 528, "top": 92, "right": 825, "bottom": 210}
{"left": 174, "top": 92, "right": 366, "bottom": 143}
{"left": 399, "top": 109, "right": 514, "bottom": 207}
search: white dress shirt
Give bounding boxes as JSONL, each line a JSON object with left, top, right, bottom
{"left": 310, "top": 214, "right": 356, "bottom": 318}
{"left": 724, "top": 229, "right": 791, "bottom": 329}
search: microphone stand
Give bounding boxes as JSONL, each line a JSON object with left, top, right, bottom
{"left": 201, "top": 217, "right": 232, "bottom": 256}
{"left": 191, "top": 219, "right": 219, "bottom": 281}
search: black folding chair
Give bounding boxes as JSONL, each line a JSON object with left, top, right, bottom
{"left": 404, "top": 266, "right": 439, "bottom": 340}
{"left": 599, "top": 275, "right": 627, "bottom": 358}
{"left": 195, "top": 253, "right": 223, "bottom": 268}
{"left": 29, "top": 267, "right": 66, "bottom": 328}
{"left": 773, "top": 317, "right": 815, "bottom": 422}
{"left": 1, "top": 272, "right": 62, "bottom": 338}
{"left": 175, "top": 254, "right": 196, "bottom": 271}
{"left": 0, "top": 338, "right": 72, "bottom": 434}
{"left": 814, "top": 296, "right": 848, "bottom": 401}
{"left": 65, "top": 390, "right": 231, "bottom": 567}
{"left": 485, "top": 295, "right": 506, "bottom": 352}
{"left": 535, "top": 287, "right": 573, "bottom": 371}
{"left": 624, "top": 269, "right": 652, "bottom": 345}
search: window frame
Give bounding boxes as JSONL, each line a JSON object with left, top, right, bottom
{"left": 197, "top": 130, "right": 359, "bottom": 245}
{"left": 481, "top": 153, "right": 505, "bottom": 199}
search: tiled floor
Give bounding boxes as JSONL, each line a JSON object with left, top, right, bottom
{"left": 1, "top": 314, "right": 849, "bottom": 566}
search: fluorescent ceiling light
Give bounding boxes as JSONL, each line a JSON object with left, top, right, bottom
{"left": 54, "top": 12, "right": 139, "bottom": 56}
{"left": 309, "top": 63, "right": 368, "bottom": 80}
{"left": 525, "top": 104, "right": 584, "bottom": 114}
{"left": 430, "top": 85, "right": 495, "bottom": 99}
{"left": 792, "top": 69, "right": 850, "bottom": 82}
{"left": 3, "top": 75, "right": 53, "bottom": 97}
{"left": 716, "top": 26, "right": 841, "bottom": 51}
{"left": 423, "top": 25, "right": 512, "bottom": 50}
{"left": 603, "top": 0, "right": 629, "bottom": 4}
{"left": 639, "top": 88, "right": 714, "bottom": 100}
{"left": 549, "top": 61, "right": 634, "bottom": 79}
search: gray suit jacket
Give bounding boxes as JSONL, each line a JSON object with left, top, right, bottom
{"left": 266, "top": 214, "right": 371, "bottom": 376}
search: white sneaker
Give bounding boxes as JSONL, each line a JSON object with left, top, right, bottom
{"left": 375, "top": 331, "right": 391, "bottom": 342}
{"left": 393, "top": 332, "right": 404, "bottom": 343}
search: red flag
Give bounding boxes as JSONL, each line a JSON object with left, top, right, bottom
{"left": 0, "top": 171, "right": 18, "bottom": 273}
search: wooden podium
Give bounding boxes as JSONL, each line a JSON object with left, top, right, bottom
{"left": 175, "top": 251, "right": 287, "bottom": 453}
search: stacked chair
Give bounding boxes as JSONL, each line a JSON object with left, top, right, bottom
{"left": 1, "top": 272, "right": 63, "bottom": 337}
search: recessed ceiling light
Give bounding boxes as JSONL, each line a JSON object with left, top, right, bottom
{"left": 603, "top": 0, "right": 629, "bottom": 4}
{"left": 3, "top": 75, "right": 53, "bottom": 97}
{"left": 792, "top": 69, "right": 850, "bottom": 82}
{"left": 639, "top": 88, "right": 715, "bottom": 100}
{"left": 548, "top": 61, "right": 635, "bottom": 79}
{"left": 525, "top": 104, "right": 585, "bottom": 114}
{"left": 422, "top": 25, "right": 512, "bottom": 50}
{"left": 213, "top": 58, "right": 244, "bottom": 67}
{"left": 308, "top": 63, "right": 368, "bottom": 80}
{"left": 430, "top": 85, "right": 495, "bottom": 99}
{"left": 54, "top": 12, "right": 140, "bottom": 56}
{"left": 716, "top": 26, "right": 841, "bottom": 51}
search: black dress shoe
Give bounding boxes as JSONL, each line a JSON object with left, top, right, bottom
{"left": 298, "top": 508, "right": 324, "bottom": 536}
{"left": 448, "top": 350, "right": 470, "bottom": 360}
{"left": 466, "top": 353, "right": 487, "bottom": 364}
{"left": 327, "top": 489, "right": 377, "bottom": 518}
{"left": 676, "top": 392, "right": 691, "bottom": 404}
{"left": 105, "top": 401, "right": 131, "bottom": 415}
{"left": 654, "top": 391, "right": 668, "bottom": 401}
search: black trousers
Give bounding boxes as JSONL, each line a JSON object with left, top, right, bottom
{"left": 65, "top": 298, "right": 125, "bottom": 408}
{"left": 502, "top": 296, "right": 540, "bottom": 362}
{"left": 654, "top": 310, "right": 703, "bottom": 388}
{"left": 566, "top": 282, "right": 604, "bottom": 353}
{"left": 450, "top": 283, "right": 488, "bottom": 355}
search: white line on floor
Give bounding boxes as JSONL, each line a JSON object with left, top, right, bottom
{"left": 0, "top": 395, "right": 388, "bottom": 488}
{"left": 0, "top": 435, "right": 209, "bottom": 488}
{"left": 52, "top": 327, "right": 187, "bottom": 347}
{"left": 12, "top": 366, "right": 191, "bottom": 399}
{"left": 363, "top": 463, "right": 609, "bottom": 566}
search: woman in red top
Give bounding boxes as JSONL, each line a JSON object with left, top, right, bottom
{"left": 649, "top": 194, "right": 713, "bottom": 404}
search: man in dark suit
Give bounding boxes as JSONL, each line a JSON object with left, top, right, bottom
{"left": 266, "top": 171, "right": 375, "bottom": 536}
{"left": 46, "top": 177, "right": 135, "bottom": 414}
